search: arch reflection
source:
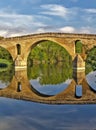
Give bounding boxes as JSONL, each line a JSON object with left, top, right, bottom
{"left": 86, "top": 71, "right": 96, "bottom": 92}
{"left": 0, "top": 46, "right": 14, "bottom": 89}
{"left": 0, "top": 69, "right": 96, "bottom": 104}
{"left": 28, "top": 63, "right": 72, "bottom": 95}
{"left": 0, "top": 66, "right": 14, "bottom": 89}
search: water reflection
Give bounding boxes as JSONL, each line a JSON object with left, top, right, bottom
{"left": 86, "top": 71, "right": 96, "bottom": 91}
{"left": 28, "top": 63, "right": 72, "bottom": 95}
{"left": 0, "top": 66, "right": 14, "bottom": 89}
{"left": 0, "top": 61, "right": 96, "bottom": 103}
{"left": 75, "top": 85, "right": 82, "bottom": 98}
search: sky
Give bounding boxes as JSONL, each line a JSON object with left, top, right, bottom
{"left": 0, "top": 0, "right": 96, "bottom": 37}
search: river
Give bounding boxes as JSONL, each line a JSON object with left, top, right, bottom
{"left": 0, "top": 64, "right": 96, "bottom": 130}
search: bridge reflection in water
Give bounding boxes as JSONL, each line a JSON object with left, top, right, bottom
{"left": 0, "top": 68, "right": 96, "bottom": 104}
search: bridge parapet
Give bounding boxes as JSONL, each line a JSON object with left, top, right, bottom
{"left": 3, "top": 33, "right": 96, "bottom": 40}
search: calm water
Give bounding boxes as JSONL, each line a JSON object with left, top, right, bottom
{"left": 0, "top": 64, "right": 96, "bottom": 130}
{"left": 28, "top": 64, "right": 72, "bottom": 95}
{"left": 0, "top": 98, "right": 96, "bottom": 130}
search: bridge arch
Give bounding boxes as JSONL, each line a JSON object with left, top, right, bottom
{"left": 0, "top": 46, "right": 14, "bottom": 63}
{"left": 0, "top": 44, "right": 15, "bottom": 61}
{"left": 26, "top": 39, "right": 74, "bottom": 62}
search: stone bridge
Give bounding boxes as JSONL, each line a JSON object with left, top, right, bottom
{"left": 0, "top": 69, "right": 96, "bottom": 104}
{"left": 0, "top": 32, "right": 96, "bottom": 104}
{"left": 0, "top": 33, "right": 96, "bottom": 70}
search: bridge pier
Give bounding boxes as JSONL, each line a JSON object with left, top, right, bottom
{"left": 73, "top": 69, "right": 85, "bottom": 85}
{"left": 73, "top": 54, "right": 85, "bottom": 72}
{"left": 73, "top": 54, "right": 85, "bottom": 84}
{"left": 15, "top": 55, "right": 27, "bottom": 70}
{"left": 72, "top": 54, "right": 85, "bottom": 97}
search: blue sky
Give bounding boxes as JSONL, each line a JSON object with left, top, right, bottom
{"left": 0, "top": 0, "right": 96, "bottom": 37}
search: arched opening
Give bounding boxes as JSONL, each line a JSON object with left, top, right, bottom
{"left": 75, "top": 40, "right": 83, "bottom": 54}
{"left": 17, "top": 82, "right": 22, "bottom": 92}
{"left": 16, "top": 44, "right": 21, "bottom": 55}
{"left": 0, "top": 46, "right": 14, "bottom": 89}
{"left": 27, "top": 40, "right": 73, "bottom": 96}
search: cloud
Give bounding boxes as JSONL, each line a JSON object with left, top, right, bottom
{"left": 59, "top": 26, "right": 76, "bottom": 33}
{"left": 0, "top": 4, "right": 96, "bottom": 37}
{"left": 0, "top": 8, "right": 48, "bottom": 37}
{"left": 79, "top": 27, "right": 93, "bottom": 33}
{"left": 0, "top": 30, "right": 8, "bottom": 36}
{"left": 40, "top": 4, "right": 96, "bottom": 24}
{"left": 58, "top": 26, "right": 96, "bottom": 34}
{"left": 35, "top": 25, "right": 96, "bottom": 35}
{"left": 0, "top": 10, "right": 46, "bottom": 27}
{"left": 35, "top": 28, "right": 46, "bottom": 33}
{"left": 40, "top": 4, "right": 70, "bottom": 18}
{"left": 85, "top": 8, "right": 96, "bottom": 13}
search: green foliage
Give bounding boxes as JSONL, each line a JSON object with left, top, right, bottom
{"left": 27, "top": 40, "right": 73, "bottom": 85}
{"left": 28, "top": 63, "right": 72, "bottom": 85}
{"left": 85, "top": 47, "right": 96, "bottom": 74}
{"left": 0, "top": 65, "right": 14, "bottom": 83}
{"left": 0, "top": 59, "right": 12, "bottom": 65}
{"left": 0, "top": 46, "right": 13, "bottom": 66}
{"left": 28, "top": 41, "right": 72, "bottom": 64}
{"left": 0, "top": 47, "right": 14, "bottom": 84}
{"left": 75, "top": 41, "right": 82, "bottom": 54}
